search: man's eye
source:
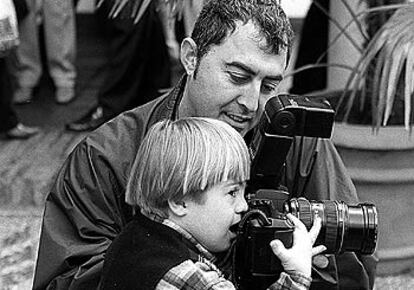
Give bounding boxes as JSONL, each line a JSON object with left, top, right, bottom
{"left": 229, "top": 72, "right": 249, "bottom": 84}
{"left": 261, "top": 83, "right": 278, "bottom": 94}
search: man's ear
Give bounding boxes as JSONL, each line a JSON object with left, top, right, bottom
{"left": 168, "top": 199, "right": 188, "bottom": 217}
{"left": 180, "top": 37, "right": 198, "bottom": 76}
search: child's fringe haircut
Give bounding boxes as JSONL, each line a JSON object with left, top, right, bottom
{"left": 125, "top": 117, "right": 250, "bottom": 217}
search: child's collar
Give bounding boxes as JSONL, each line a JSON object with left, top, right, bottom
{"left": 140, "top": 208, "right": 217, "bottom": 263}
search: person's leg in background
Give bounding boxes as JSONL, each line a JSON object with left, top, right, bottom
{"left": 66, "top": 1, "right": 170, "bottom": 131}
{"left": 100, "top": 1, "right": 170, "bottom": 112}
{"left": 0, "top": 58, "right": 39, "bottom": 139}
{"left": 11, "top": 0, "right": 43, "bottom": 104}
{"left": 43, "top": 0, "right": 77, "bottom": 104}
{"left": 289, "top": 0, "right": 329, "bottom": 94}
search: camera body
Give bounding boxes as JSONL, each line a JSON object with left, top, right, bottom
{"left": 233, "top": 95, "right": 378, "bottom": 290}
{"left": 248, "top": 94, "right": 334, "bottom": 191}
{"left": 255, "top": 94, "right": 334, "bottom": 138}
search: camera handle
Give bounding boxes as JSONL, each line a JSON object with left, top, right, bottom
{"left": 249, "top": 131, "right": 293, "bottom": 192}
{"left": 290, "top": 136, "right": 319, "bottom": 198}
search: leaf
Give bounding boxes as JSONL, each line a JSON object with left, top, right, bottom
{"left": 404, "top": 43, "right": 414, "bottom": 130}
{"left": 285, "top": 63, "right": 355, "bottom": 79}
{"left": 339, "top": 3, "right": 414, "bottom": 130}
{"left": 313, "top": 0, "right": 364, "bottom": 53}
{"left": 376, "top": 34, "right": 395, "bottom": 129}
{"left": 320, "top": 3, "right": 413, "bottom": 65}
{"left": 371, "top": 44, "right": 385, "bottom": 126}
{"left": 339, "top": 23, "right": 388, "bottom": 122}
{"left": 374, "top": 5, "right": 414, "bottom": 126}
{"left": 132, "top": 0, "right": 151, "bottom": 24}
{"left": 339, "top": 0, "right": 370, "bottom": 40}
{"left": 383, "top": 42, "right": 407, "bottom": 126}
{"left": 98, "top": 0, "right": 184, "bottom": 24}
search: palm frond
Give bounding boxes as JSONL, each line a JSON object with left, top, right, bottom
{"left": 340, "top": 4, "right": 414, "bottom": 129}
{"left": 313, "top": 0, "right": 364, "bottom": 53}
{"left": 97, "top": 0, "right": 184, "bottom": 23}
{"left": 339, "top": 0, "right": 370, "bottom": 41}
{"left": 405, "top": 46, "right": 414, "bottom": 130}
{"left": 337, "top": 22, "right": 388, "bottom": 120}
{"left": 315, "top": 3, "right": 411, "bottom": 65}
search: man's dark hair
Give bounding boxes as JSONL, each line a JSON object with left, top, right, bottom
{"left": 191, "top": 0, "right": 294, "bottom": 65}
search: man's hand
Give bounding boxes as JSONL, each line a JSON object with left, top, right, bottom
{"left": 270, "top": 213, "right": 326, "bottom": 277}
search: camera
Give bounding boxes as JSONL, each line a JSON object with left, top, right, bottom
{"left": 233, "top": 95, "right": 378, "bottom": 290}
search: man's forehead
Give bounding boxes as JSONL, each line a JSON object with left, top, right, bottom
{"left": 219, "top": 23, "right": 287, "bottom": 73}
{"left": 228, "top": 20, "right": 261, "bottom": 41}
{"left": 222, "top": 20, "right": 285, "bottom": 56}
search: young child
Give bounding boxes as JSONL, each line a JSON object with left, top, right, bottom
{"left": 99, "top": 117, "right": 324, "bottom": 290}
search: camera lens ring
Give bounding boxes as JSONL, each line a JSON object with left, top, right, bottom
{"left": 360, "top": 203, "right": 378, "bottom": 254}
{"left": 296, "top": 198, "right": 312, "bottom": 230}
{"left": 336, "top": 201, "right": 347, "bottom": 253}
{"left": 324, "top": 201, "right": 339, "bottom": 253}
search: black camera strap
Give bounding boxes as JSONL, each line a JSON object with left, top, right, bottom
{"left": 289, "top": 136, "right": 319, "bottom": 198}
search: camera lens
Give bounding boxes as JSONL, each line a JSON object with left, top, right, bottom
{"left": 284, "top": 197, "right": 378, "bottom": 255}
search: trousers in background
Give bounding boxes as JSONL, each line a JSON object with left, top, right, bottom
{"left": 12, "top": 0, "right": 76, "bottom": 88}
{"left": 95, "top": 1, "right": 171, "bottom": 118}
{"left": 0, "top": 58, "right": 18, "bottom": 132}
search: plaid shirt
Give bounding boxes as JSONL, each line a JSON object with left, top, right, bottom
{"left": 143, "top": 211, "right": 311, "bottom": 290}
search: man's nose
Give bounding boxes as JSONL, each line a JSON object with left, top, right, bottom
{"left": 237, "top": 82, "right": 261, "bottom": 112}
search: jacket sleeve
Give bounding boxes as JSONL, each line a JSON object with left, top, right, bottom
{"left": 284, "top": 137, "right": 378, "bottom": 290}
{"left": 32, "top": 138, "right": 133, "bottom": 290}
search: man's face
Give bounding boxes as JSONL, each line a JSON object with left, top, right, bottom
{"left": 181, "top": 21, "right": 287, "bottom": 136}
{"left": 182, "top": 180, "right": 248, "bottom": 253}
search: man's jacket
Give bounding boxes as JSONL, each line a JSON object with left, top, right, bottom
{"left": 33, "top": 78, "right": 377, "bottom": 289}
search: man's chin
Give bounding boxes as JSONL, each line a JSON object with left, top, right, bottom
{"left": 231, "top": 125, "right": 251, "bottom": 136}
{"left": 219, "top": 115, "right": 252, "bottom": 135}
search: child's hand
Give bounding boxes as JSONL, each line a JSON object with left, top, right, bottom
{"left": 269, "top": 213, "right": 326, "bottom": 277}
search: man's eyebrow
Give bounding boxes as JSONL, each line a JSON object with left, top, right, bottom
{"left": 265, "top": 75, "right": 283, "bottom": 82}
{"left": 225, "top": 61, "right": 283, "bottom": 82}
{"left": 226, "top": 61, "right": 256, "bottom": 75}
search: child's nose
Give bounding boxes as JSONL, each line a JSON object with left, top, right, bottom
{"left": 236, "top": 196, "right": 249, "bottom": 213}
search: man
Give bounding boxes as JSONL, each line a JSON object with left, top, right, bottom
{"left": 33, "top": 1, "right": 376, "bottom": 289}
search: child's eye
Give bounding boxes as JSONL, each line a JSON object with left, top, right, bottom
{"left": 228, "top": 190, "right": 238, "bottom": 198}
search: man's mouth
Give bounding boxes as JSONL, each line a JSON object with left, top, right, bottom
{"left": 225, "top": 113, "right": 251, "bottom": 123}
{"left": 223, "top": 113, "right": 253, "bottom": 132}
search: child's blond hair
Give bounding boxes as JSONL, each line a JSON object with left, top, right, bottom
{"left": 125, "top": 117, "right": 250, "bottom": 217}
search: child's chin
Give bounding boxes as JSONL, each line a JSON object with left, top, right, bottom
{"left": 212, "top": 241, "right": 232, "bottom": 253}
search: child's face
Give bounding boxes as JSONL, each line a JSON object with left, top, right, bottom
{"left": 182, "top": 180, "right": 248, "bottom": 253}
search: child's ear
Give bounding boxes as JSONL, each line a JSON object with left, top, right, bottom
{"left": 180, "top": 37, "right": 198, "bottom": 76}
{"left": 168, "top": 199, "right": 188, "bottom": 217}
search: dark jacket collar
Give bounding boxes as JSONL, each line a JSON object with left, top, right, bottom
{"left": 146, "top": 75, "right": 187, "bottom": 131}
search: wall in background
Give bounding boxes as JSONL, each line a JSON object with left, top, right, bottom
{"left": 281, "top": 0, "right": 311, "bottom": 18}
